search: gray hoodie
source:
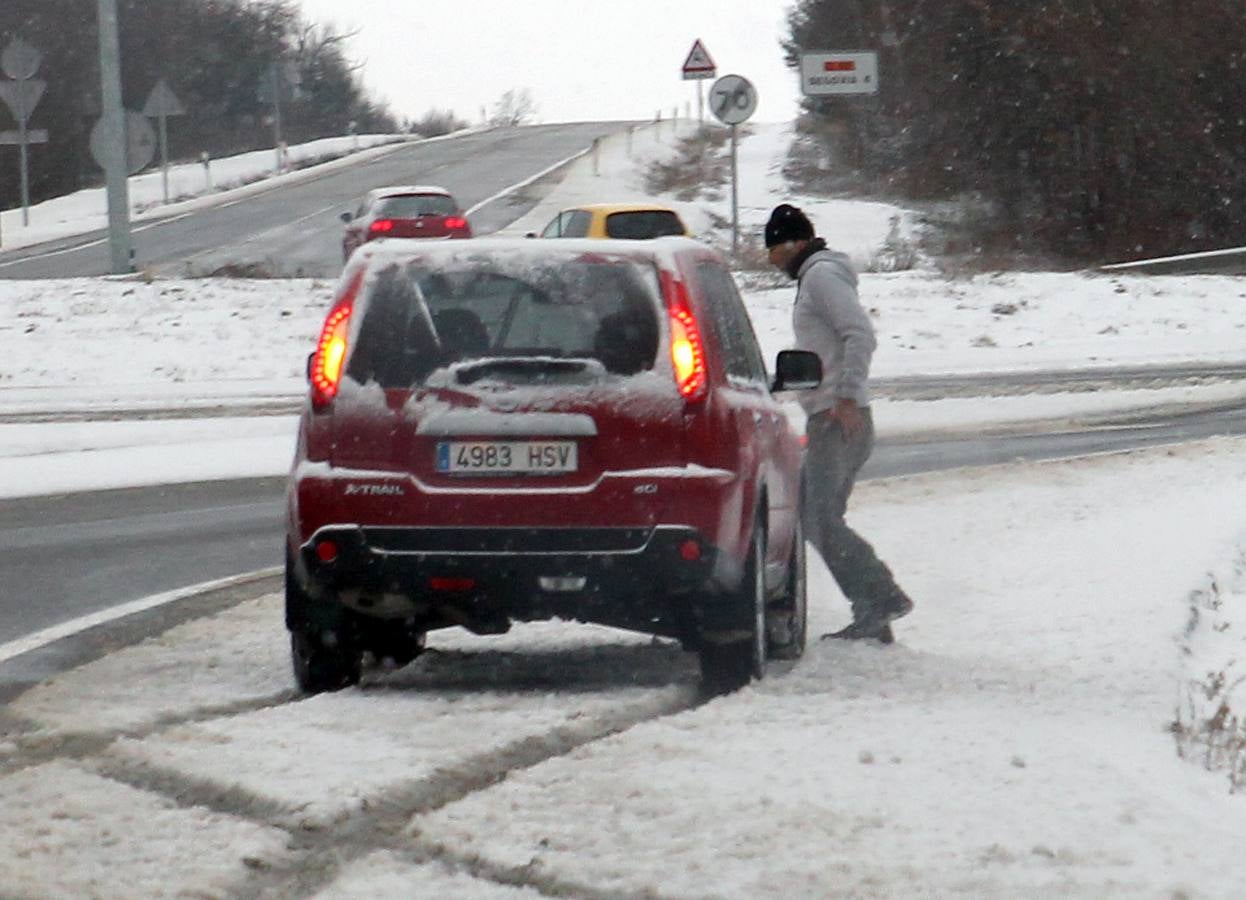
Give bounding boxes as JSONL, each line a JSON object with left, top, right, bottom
{"left": 791, "top": 248, "right": 876, "bottom": 415}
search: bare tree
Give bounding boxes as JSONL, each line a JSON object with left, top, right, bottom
{"left": 489, "top": 88, "right": 538, "bottom": 127}
{"left": 409, "top": 108, "right": 469, "bottom": 137}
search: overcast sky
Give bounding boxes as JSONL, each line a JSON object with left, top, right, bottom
{"left": 291, "top": 1, "right": 802, "bottom": 126}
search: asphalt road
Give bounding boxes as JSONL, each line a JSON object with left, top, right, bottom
{"left": 0, "top": 123, "right": 628, "bottom": 280}
{"left": 4, "top": 399, "right": 1245, "bottom": 654}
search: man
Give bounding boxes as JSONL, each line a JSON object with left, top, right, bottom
{"left": 765, "top": 203, "right": 914, "bottom": 642}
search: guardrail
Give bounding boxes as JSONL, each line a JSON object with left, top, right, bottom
{"left": 1102, "top": 246, "right": 1246, "bottom": 275}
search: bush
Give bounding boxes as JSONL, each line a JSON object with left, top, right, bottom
{"left": 409, "top": 109, "right": 469, "bottom": 138}
{"left": 643, "top": 126, "right": 744, "bottom": 202}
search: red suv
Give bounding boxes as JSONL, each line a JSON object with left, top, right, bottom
{"left": 285, "top": 237, "right": 820, "bottom": 693}
{"left": 340, "top": 185, "right": 471, "bottom": 261}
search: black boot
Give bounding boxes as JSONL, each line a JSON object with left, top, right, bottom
{"left": 821, "top": 620, "right": 894, "bottom": 643}
{"left": 821, "top": 591, "right": 913, "bottom": 643}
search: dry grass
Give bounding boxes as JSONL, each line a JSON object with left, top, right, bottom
{"left": 1173, "top": 571, "right": 1246, "bottom": 792}
{"left": 643, "top": 126, "right": 744, "bottom": 202}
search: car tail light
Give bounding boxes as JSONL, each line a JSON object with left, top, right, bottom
{"left": 315, "top": 539, "right": 338, "bottom": 563}
{"left": 310, "top": 269, "right": 364, "bottom": 410}
{"left": 368, "top": 218, "right": 395, "bottom": 236}
{"left": 663, "top": 272, "right": 708, "bottom": 401}
{"left": 444, "top": 216, "right": 469, "bottom": 231}
{"left": 429, "top": 576, "right": 476, "bottom": 592}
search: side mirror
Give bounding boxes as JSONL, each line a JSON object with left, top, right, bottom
{"left": 771, "top": 349, "right": 821, "bottom": 392}
{"left": 340, "top": 212, "right": 353, "bottom": 223}
{"left": 306, "top": 351, "right": 315, "bottom": 381}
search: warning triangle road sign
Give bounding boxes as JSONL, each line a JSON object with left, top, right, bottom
{"left": 682, "top": 39, "right": 716, "bottom": 80}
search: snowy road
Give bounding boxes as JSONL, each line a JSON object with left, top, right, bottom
{"left": 3, "top": 439, "right": 1246, "bottom": 897}
{"left": 3, "top": 396, "right": 1246, "bottom": 655}
{"left": 0, "top": 124, "right": 624, "bottom": 280}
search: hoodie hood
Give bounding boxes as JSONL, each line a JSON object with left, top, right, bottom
{"left": 795, "top": 245, "right": 858, "bottom": 290}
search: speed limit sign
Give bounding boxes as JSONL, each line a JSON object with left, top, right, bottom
{"left": 709, "top": 74, "right": 757, "bottom": 126}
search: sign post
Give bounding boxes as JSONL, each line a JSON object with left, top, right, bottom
{"left": 96, "top": 0, "right": 133, "bottom": 274}
{"left": 143, "top": 79, "right": 186, "bottom": 204}
{"left": 709, "top": 74, "right": 758, "bottom": 257}
{"left": 0, "top": 39, "right": 48, "bottom": 227}
{"left": 681, "top": 39, "right": 716, "bottom": 126}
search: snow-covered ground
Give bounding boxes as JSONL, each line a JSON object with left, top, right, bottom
{"left": 2, "top": 122, "right": 1246, "bottom": 896}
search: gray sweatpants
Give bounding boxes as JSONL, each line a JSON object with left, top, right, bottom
{"left": 802, "top": 407, "right": 903, "bottom": 620}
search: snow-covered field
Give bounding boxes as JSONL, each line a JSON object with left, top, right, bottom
{"left": 2, "top": 123, "right": 1246, "bottom": 896}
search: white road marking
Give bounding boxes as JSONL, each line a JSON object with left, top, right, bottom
{"left": 0, "top": 567, "right": 280, "bottom": 665}
{"left": 0, "top": 212, "right": 196, "bottom": 269}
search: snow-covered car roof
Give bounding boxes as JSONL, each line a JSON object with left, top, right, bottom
{"left": 350, "top": 235, "right": 707, "bottom": 273}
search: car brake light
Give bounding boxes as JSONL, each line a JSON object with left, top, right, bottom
{"left": 444, "top": 216, "right": 468, "bottom": 230}
{"left": 663, "top": 273, "right": 707, "bottom": 401}
{"left": 310, "top": 270, "right": 364, "bottom": 410}
{"left": 368, "top": 219, "right": 395, "bottom": 235}
{"left": 429, "top": 576, "right": 476, "bottom": 592}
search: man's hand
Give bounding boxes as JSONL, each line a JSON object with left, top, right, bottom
{"left": 834, "top": 398, "right": 865, "bottom": 437}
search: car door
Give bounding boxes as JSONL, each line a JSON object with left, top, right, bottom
{"left": 693, "top": 259, "right": 795, "bottom": 577}
{"left": 540, "top": 210, "right": 591, "bottom": 238}
{"left": 344, "top": 195, "right": 373, "bottom": 254}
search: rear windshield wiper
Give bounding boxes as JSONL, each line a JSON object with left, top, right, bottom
{"left": 453, "top": 357, "right": 598, "bottom": 385}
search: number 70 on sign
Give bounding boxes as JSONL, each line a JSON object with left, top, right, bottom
{"left": 709, "top": 74, "right": 757, "bottom": 126}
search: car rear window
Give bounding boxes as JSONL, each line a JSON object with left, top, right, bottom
{"left": 346, "top": 256, "right": 663, "bottom": 389}
{"left": 375, "top": 194, "right": 457, "bottom": 218}
{"left": 604, "top": 210, "right": 686, "bottom": 239}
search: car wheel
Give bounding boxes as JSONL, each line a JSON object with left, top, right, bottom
{"left": 699, "top": 525, "right": 766, "bottom": 693}
{"left": 768, "top": 515, "right": 808, "bottom": 660}
{"left": 363, "top": 623, "right": 427, "bottom": 668}
{"left": 291, "top": 629, "right": 362, "bottom": 694}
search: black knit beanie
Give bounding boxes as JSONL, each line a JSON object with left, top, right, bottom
{"left": 764, "top": 203, "right": 814, "bottom": 248}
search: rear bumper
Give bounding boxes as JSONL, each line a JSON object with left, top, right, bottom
{"left": 294, "top": 524, "right": 735, "bottom": 639}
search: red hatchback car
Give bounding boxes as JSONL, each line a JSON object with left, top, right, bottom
{"left": 285, "top": 237, "right": 821, "bottom": 693}
{"left": 340, "top": 185, "right": 471, "bottom": 261}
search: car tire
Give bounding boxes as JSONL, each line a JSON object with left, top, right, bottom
{"left": 767, "top": 516, "right": 808, "bottom": 660}
{"left": 699, "top": 525, "right": 767, "bottom": 693}
{"left": 363, "top": 623, "right": 427, "bottom": 669}
{"left": 291, "top": 628, "right": 362, "bottom": 694}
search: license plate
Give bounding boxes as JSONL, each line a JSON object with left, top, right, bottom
{"left": 436, "top": 441, "right": 577, "bottom": 475}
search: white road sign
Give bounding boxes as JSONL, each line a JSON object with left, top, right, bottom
{"left": 682, "top": 39, "right": 716, "bottom": 81}
{"left": 0, "top": 79, "right": 45, "bottom": 123}
{"left": 90, "top": 110, "right": 157, "bottom": 175}
{"left": 143, "top": 79, "right": 186, "bottom": 118}
{"left": 800, "top": 52, "right": 879, "bottom": 96}
{"left": 1, "top": 39, "right": 42, "bottom": 81}
{"left": 709, "top": 74, "right": 757, "bottom": 126}
{"left": 0, "top": 129, "right": 47, "bottom": 144}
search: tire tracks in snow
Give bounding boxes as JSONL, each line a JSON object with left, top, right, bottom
{"left": 91, "top": 686, "right": 701, "bottom": 899}
{"left": 1, "top": 605, "right": 709, "bottom": 896}
{"left": 0, "top": 690, "right": 297, "bottom": 780}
